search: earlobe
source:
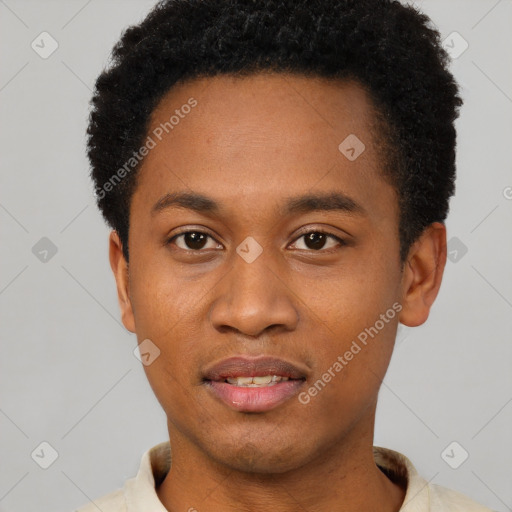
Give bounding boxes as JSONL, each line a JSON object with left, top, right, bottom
{"left": 399, "top": 222, "right": 447, "bottom": 327}
{"left": 109, "top": 230, "right": 136, "bottom": 333}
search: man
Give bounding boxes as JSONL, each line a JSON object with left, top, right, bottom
{"left": 80, "top": 0, "right": 492, "bottom": 510}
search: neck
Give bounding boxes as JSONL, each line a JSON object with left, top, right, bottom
{"left": 157, "top": 408, "right": 405, "bottom": 512}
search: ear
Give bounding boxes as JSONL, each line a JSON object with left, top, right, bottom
{"left": 399, "top": 222, "right": 447, "bottom": 327}
{"left": 109, "top": 230, "right": 136, "bottom": 333}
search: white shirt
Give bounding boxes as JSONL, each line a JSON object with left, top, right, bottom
{"left": 75, "top": 442, "right": 493, "bottom": 511}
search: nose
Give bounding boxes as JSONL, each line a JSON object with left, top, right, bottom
{"left": 208, "top": 247, "right": 299, "bottom": 337}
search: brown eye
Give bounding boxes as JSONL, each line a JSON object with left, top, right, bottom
{"left": 168, "top": 231, "right": 222, "bottom": 251}
{"left": 290, "top": 231, "right": 344, "bottom": 251}
{"left": 304, "top": 232, "right": 328, "bottom": 250}
{"left": 182, "top": 232, "right": 208, "bottom": 250}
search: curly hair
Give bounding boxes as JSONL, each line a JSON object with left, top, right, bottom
{"left": 87, "top": 0, "right": 462, "bottom": 263}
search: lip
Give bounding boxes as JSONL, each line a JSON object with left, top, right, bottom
{"left": 203, "top": 355, "right": 308, "bottom": 380}
{"left": 202, "top": 356, "right": 308, "bottom": 413}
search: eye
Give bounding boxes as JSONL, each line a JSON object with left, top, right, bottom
{"left": 166, "top": 229, "right": 345, "bottom": 253}
{"left": 167, "top": 230, "right": 223, "bottom": 251}
{"left": 290, "top": 230, "right": 345, "bottom": 251}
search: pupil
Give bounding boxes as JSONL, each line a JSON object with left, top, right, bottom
{"left": 305, "top": 232, "right": 326, "bottom": 250}
{"left": 185, "top": 232, "right": 207, "bottom": 250}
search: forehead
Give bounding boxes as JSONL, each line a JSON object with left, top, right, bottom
{"left": 132, "top": 72, "right": 396, "bottom": 226}
{"left": 146, "top": 72, "right": 380, "bottom": 169}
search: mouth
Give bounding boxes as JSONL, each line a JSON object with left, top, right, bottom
{"left": 221, "top": 375, "right": 296, "bottom": 387}
{"left": 202, "top": 356, "right": 308, "bottom": 412}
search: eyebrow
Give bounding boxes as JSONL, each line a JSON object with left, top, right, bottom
{"left": 151, "top": 191, "right": 366, "bottom": 217}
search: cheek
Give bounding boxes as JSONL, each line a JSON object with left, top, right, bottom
{"left": 291, "top": 254, "right": 401, "bottom": 397}
{"left": 298, "top": 315, "right": 398, "bottom": 431}
{"left": 139, "top": 319, "right": 203, "bottom": 424}
{"left": 129, "top": 252, "right": 207, "bottom": 337}
{"left": 292, "top": 250, "right": 401, "bottom": 335}
{"left": 129, "top": 261, "right": 209, "bottom": 405}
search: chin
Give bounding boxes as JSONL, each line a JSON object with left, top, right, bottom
{"left": 208, "top": 436, "right": 310, "bottom": 475}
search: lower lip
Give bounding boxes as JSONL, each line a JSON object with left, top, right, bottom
{"left": 205, "top": 380, "right": 305, "bottom": 412}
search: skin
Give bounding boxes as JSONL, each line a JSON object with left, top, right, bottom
{"left": 109, "top": 73, "right": 447, "bottom": 512}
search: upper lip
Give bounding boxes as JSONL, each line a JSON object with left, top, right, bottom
{"left": 203, "top": 356, "right": 309, "bottom": 381}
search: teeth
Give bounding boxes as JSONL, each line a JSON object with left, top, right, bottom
{"left": 230, "top": 376, "right": 253, "bottom": 386}
{"left": 252, "top": 375, "right": 272, "bottom": 385}
{"left": 225, "top": 375, "right": 290, "bottom": 387}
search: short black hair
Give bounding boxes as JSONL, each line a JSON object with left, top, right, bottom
{"left": 87, "top": 0, "right": 462, "bottom": 263}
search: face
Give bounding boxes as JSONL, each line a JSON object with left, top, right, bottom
{"left": 110, "top": 73, "right": 443, "bottom": 474}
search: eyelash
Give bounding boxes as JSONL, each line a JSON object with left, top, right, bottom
{"left": 166, "top": 228, "right": 345, "bottom": 253}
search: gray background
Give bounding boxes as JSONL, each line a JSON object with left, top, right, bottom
{"left": 1, "top": 1, "right": 511, "bottom": 511}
